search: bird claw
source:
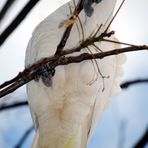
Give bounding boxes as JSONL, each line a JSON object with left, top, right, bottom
{"left": 83, "top": 0, "right": 102, "bottom": 17}
{"left": 35, "top": 64, "right": 55, "bottom": 87}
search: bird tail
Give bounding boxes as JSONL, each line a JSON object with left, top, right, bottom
{"left": 64, "top": 124, "right": 88, "bottom": 148}
{"left": 31, "top": 126, "right": 88, "bottom": 148}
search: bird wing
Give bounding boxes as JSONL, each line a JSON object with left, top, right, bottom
{"left": 87, "top": 36, "right": 126, "bottom": 140}
{"left": 25, "top": 0, "right": 126, "bottom": 147}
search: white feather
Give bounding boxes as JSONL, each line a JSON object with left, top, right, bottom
{"left": 25, "top": 0, "right": 125, "bottom": 147}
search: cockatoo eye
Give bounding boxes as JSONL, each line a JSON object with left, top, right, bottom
{"left": 35, "top": 64, "right": 55, "bottom": 87}
{"left": 83, "top": 0, "right": 102, "bottom": 17}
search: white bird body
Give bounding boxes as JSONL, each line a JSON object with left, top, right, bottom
{"left": 25, "top": 0, "right": 126, "bottom": 147}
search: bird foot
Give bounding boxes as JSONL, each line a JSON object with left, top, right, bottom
{"left": 35, "top": 64, "right": 55, "bottom": 87}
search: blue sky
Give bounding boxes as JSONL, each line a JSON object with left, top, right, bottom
{"left": 0, "top": 0, "right": 148, "bottom": 147}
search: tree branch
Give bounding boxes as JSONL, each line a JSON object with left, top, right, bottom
{"left": 55, "top": 0, "right": 84, "bottom": 55}
{"left": 0, "top": 0, "right": 148, "bottom": 99}
{"left": 1, "top": 78, "right": 148, "bottom": 111}
{"left": 133, "top": 127, "right": 148, "bottom": 148}
{"left": 0, "top": 43, "right": 148, "bottom": 98}
{"left": 0, "top": 101, "right": 28, "bottom": 111}
{"left": 0, "top": 0, "right": 16, "bottom": 21}
{"left": 121, "top": 78, "right": 148, "bottom": 89}
{"left": 15, "top": 125, "right": 34, "bottom": 148}
{"left": 0, "top": 0, "right": 40, "bottom": 46}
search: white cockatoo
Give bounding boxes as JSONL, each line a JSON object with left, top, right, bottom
{"left": 25, "top": 0, "right": 126, "bottom": 147}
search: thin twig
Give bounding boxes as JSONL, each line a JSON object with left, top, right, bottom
{"left": 0, "top": 44, "right": 148, "bottom": 98}
{"left": 104, "top": 0, "right": 125, "bottom": 33}
{"left": 102, "top": 38, "right": 138, "bottom": 47}
{"left": 55, "top": 0, "right": 84, "bottom": 55}
{"left": 61, "top": 31, "right": 115, "bottom": 55}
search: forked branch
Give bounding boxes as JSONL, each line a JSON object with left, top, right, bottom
{"left": 0, "top": 42, "right": 148, "bottom": 98}
{"left": 0, "top": 0, "right": 148, "bottom": 98}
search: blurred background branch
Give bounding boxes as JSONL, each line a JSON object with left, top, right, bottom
{"left": 0, "top": 78, "right": 148, "bottom": 111}
{"left": 121, "top": 78, "right": 148, "bottom": 89}
{"left": 0, "top": 78, "right": 147, "bottom": 148}
{"left": 15, "top": 125, "right": 34, "bottom": 148}
{"left": 0, "top": 0, "right": 40, "bottom": 46}
{"left": 0, "top": 0, "right": 16, "bottom": 21}
{"left": 0, "top": 101, "right": 28, "bottom": 111}
{"left": 133, "top": 127, "right": 148, "bottom": 148}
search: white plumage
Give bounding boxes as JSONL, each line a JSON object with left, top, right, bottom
{"left": 25, "top": 0, "right": 126, "bottom": 147}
